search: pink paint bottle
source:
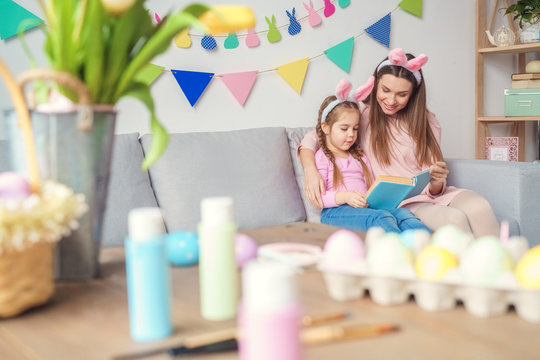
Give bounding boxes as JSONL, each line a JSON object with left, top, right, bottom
{"left": 239, "top": 261, "right": 302, "bottom": 360}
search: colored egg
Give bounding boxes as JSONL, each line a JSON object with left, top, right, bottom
{"left": 367, "top": 232, "right": 413, "bottom": 276}
{"left": 235, "top": 233, "right": 258, "bottom": 268}
{"left": 400, "top": 229, "right": 431, "bottom": 257}
{"left": 167, "top": 231, "right": 199, "bottom": 266}
{"left": 432, "top": 224, "right": 472, "bottom": 257}
{"left": 415, "top": 245, "right": 458, "bottom": 281}
{"left": 321, "top": 229, "right": 365, "bottom": 272}
{"left": 0, "top": 172, "right": 31, "bottom": 201}
{"left": 460, "top": 236, "right": 513, "bottom": 286}
{"left": 515, "top": 245, "right": 540, "bottom": 289}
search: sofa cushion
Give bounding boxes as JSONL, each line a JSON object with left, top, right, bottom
{"left": 141, "top": 127, "right": 306, "bottom": 232}
{"left": 101, "top": 133, "right": 158, "bottom": 246}
{"left": 286, "top": 127, "right": 322, "bottom": 223}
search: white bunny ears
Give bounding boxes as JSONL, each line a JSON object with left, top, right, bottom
{"left": 376, "top": 48, "right": 428, "bottom": 85}
{"left": 321, "top": 77, "right": 375, "bottom": 123}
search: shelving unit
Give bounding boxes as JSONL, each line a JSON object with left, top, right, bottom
{"left": 476, "top": 0, "right": 540, "bottom": 161}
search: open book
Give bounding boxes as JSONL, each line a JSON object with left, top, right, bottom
{"left": 365, "top": 169, "right": 431, "bottom": 210}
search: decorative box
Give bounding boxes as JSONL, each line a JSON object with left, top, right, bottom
{"left": 504, "top": 88, "right": 540, "bottom": 116}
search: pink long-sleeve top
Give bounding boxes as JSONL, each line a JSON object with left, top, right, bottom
{"left": 301, "top": 103, "right": 465, "bottom": 212}
{"left": 315, "top": 150, "right": 374, "bottom": 208}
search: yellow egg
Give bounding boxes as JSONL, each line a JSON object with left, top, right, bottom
{"left": 515, "top": 245, "right": 540, "bottom": 289}
{"left": 415, "top": 245, "right": 458, "bottom": 281}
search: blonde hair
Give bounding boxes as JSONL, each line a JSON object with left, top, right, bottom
{"left": 367, "top": 53, "right": 443, "bottom": 167}
{"left": 316, "top": 96, "right": 372, "bottom": 190}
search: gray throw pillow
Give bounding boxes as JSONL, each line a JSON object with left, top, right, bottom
{"left": 141, "top": 127, "right": 306, "bottom": 232}
{"left": 286, "top": 127, "right": 321, "bottom": 223}
{"left": 101, "top": 133, "right": 158, "bottom": 246}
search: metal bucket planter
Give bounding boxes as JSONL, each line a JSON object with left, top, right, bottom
{"left": 1, "top": 69, "right": 116, "bottom": 280}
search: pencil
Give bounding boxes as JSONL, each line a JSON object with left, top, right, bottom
{"left": 301, "top": 323, "right": 400, "bottom": 345}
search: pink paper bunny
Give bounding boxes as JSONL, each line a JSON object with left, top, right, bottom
{"left": 323, "top": 0, "right": 335, "bottom": 18}
{"left": 303, "top": 0, "right": 322, "bottom": 27}
{"left": 245, "top": 28, "right": 260, "bottom": 48}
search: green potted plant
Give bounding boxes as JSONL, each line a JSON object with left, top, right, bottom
{"left": 5, "top": 0, "right": 255, "bottom": 279}
{"left": 503, "top": 0, "right": 540, "bottom": 43}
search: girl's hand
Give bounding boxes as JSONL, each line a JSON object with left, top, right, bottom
{"left": 428, "top": 161, "right": 449, "bottom": 195}
{"left": 304, "top": 168, "right": 325, "bottom": 209}
{"left": 345, "top": 191, "right": 368, "bottom": 208}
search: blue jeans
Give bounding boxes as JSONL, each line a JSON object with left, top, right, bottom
{"left": 321, "top": 205, "right": 432, "bottom": 234}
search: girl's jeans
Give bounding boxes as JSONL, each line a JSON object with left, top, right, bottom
{"left": 321, "top": 205, "right": 431, "bottom": 233}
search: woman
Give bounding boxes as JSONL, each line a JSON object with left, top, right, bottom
{"left": 299, "top": 48, "right": 499, "bottom": 237}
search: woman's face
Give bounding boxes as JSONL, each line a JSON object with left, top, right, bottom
{"left": 376, "top": 74, "right": 414, "bottom": 116}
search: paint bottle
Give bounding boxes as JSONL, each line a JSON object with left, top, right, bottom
{"left": 198, "top": 197, "right": 238, "bottom": 321}
{"left": 125, "top": 207, "right": 172, "bottom": 341}
{"left": 239, "top": 261, "right": 302, "bottom": 360}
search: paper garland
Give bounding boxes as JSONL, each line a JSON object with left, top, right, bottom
{"left": 365, "top": 13, "right": 391, "bottom": 48}
{"left": 0, "top": 0, "right": 43, "bottom": 40}
{"left": 276, "top": 58, "right": 310, "bottom": 94}
{"left": 171, "top": 70, "right": 214, "bottom": 107}
{"left": 220, "top": 71, "right": 258, "bottom": 106}
{"left": 324, "top": 37, "right": 354, "bottom": 73}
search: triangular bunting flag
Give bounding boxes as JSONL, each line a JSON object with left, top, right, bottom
{"left": 0, "top": 0, "right": 43, "bottom": 40}
{"left": 324, "top": 37, "right": 354, "bottom": 73}
{"left": 399, "top": 0, "right": 422, "bottom": 18}
{"left": 171, "top": 70, "right": 214, "bottom": 107}
{"left": 276, "top": 58, "right": 309, "bottom": 94}
{"left": 220, "top": 71, "right": 258, "bottom": 106}
{"left": 365, "top": 13, "right": 391, "bottom": 48}
{"left": 135, "top": 64, "right": 165, "bottom": 86}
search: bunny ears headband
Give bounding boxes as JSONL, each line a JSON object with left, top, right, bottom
{"left": 376, "top": 48, "right": 428, "bottom": 85}
{"left": 321, "top": 77, "right": 375, "bottom": 123}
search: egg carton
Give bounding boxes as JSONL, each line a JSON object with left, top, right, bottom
{"left": 319, "top": 267, "right": 540, "bottom": 323}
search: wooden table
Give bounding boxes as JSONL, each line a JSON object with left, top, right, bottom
{"left": 0, "top": 223, "right": 539, "bottom": 360}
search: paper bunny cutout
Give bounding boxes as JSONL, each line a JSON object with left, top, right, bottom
{"left": 286, "top": 8, "right": 302, "bottom": 35}
{"left": 201, "top": 35, "right": 217, "bottom": 50}
{"left": 338, "top": 0, "right": 351, "bottom": 8}
{"left": 245, "top": 28, "right": 260, "bottom": 48}
{"left": 265, "top": 15, "right": 281, "bottom": 43}
{"left": 303, "top": 1, "right": 322, "bottom": 27}
{"left": 323, "top": 0, "right": 335, "bottom": 18}
{"left": 224, "top": 33, "right": 239, "bottom": 49}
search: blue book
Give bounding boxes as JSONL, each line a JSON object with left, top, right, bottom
{"left": 365, "top": 169, "right": 431, "bottom": 210}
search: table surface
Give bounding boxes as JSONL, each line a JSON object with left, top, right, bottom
{"left": 1, "top": 222, "right": 539, "bottom": 360}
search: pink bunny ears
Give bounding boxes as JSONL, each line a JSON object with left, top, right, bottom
{"left": 376, "top": 48, "right": 428, "bottom": 85}
{"left": 321, "top": 77, "right": 375, "bottom": 123}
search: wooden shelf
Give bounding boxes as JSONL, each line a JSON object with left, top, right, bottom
{"left": 478, "top": 42, "right": 540, "bottom": 54}
{"left": 478, "top": 116, "right": 540, "bottom": 122}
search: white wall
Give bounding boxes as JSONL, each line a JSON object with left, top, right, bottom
{"left": 1, "top": 0, "right": 537, "bottom": 160}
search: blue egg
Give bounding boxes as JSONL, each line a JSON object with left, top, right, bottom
{"left": 167, "top": 231, "right": 199, "bottom": 266}
{"left": 400, "top": 229, "right": 416, "bottom": 249}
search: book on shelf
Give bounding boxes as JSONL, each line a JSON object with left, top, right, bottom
{"left": 511, "top": 73, "right": 540, "bottom": 81}
{"left": 365, "top": 169, "right": 431, "bottom": 210}
{"left": 511, "top": 79, "right": 540, "bottom": 89}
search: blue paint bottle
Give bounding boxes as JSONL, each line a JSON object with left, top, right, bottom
{"left": 125, "top": 207, "right": 172, "bottom": 342}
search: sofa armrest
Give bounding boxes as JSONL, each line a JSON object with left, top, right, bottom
{"left": 446, "top": 159, "right": 540, "bottom": 246}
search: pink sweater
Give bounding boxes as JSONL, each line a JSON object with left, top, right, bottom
{"left": 300, "top": 103, "right": 465, "bottom": 211}
{"left": 315, "top": 150, "right": 373, "bottom": 208}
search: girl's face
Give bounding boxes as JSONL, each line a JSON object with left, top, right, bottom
{"left": 376, "top": 74, "right": 414, "bottom": 116}
{"left": 322, "top": 108, "right": 359, "bottom": 156}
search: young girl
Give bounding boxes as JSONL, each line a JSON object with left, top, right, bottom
{"left": 301, "top": 48, "right": 499, "bottom": 238}
{"left": 315, "top": 79, "right": 431, "bottom": 233}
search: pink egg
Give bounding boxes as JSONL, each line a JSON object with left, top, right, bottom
{"left": 0, "top": 172, "right": 31, "bottom": 201}
{"left": 321, "top": 229, "right": 365, "bottom": 272}
{"left": 235, "top": 233, "right": 258, "bottom": 268}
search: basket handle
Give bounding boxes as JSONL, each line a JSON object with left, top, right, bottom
{"left": 17, "top": 68, "right": 94, "bottom": 131}
{"left": 0, "top": 58, "right": 40, "bottom": 193}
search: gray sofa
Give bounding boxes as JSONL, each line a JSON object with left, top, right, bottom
{"left": 2, "top": 127, "right": 539, "bottom": 247}
{"left": 98, "top": 127, "right": 540, "bottom": 248}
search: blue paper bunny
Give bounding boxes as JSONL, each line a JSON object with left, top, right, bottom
{"left": 286, "top": 8, "right": 301, "bottom": 36}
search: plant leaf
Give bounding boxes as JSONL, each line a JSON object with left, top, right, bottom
{"left": 123, "top": 83, "right": 169, "bottom": 170}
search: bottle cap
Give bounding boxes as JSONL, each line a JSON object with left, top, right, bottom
{"left": 242, "top": 261, "right": 297, "bottom": 312}
{"left": 200, "top": 197, "right": 234, "bottom": 225}
{"left": 128, "top": 207, "right": 166, "bottom": 242}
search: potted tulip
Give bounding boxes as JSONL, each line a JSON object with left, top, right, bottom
{"left": 5, "top": 0, "right": 255, "bottom": 279}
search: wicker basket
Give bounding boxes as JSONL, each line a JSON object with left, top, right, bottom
{"left": 0, "top": 241, "right": 55, "bottom": 318}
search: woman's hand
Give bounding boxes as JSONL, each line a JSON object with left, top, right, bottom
{"left": 344, "top": 191, "right": 368, "bottom": 208}
{"left": 304, "top": 167, "right": 325, "bottom": 209}
{"left": 428, "top": 161, "right": 449, "bottom": 195}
